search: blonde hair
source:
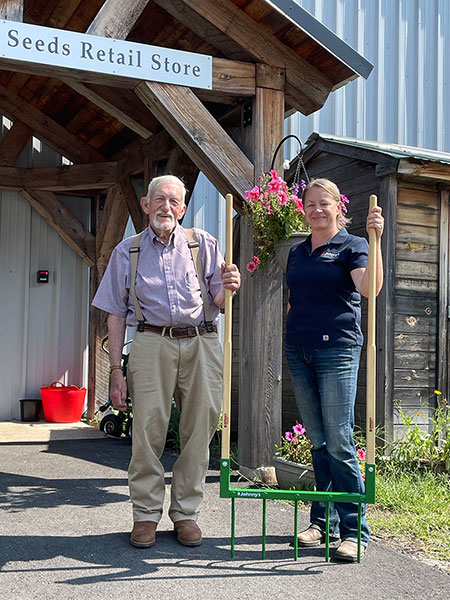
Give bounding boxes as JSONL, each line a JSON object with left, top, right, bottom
{"left": 302, "top": 178, "right": 351, "bottom": 229}
{"left": 146, "top": 175, "right": 187, "bottom": 205}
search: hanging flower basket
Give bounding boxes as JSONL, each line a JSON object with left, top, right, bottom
{"left": 244, "top": 170, "right": 310, "bottom": 273}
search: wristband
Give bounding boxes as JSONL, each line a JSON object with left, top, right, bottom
{"left": 110, "top": 365, "right": 122, "bottom": 374}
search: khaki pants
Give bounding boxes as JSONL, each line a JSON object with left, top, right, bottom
{"left": 127, "top": 330, "right": 223, "bottom": 523}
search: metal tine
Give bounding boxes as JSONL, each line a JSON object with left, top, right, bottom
{"left": 325, "top": 501, "right": 330, "bottom": 562}
{"left": 294, "top": 500, "right": 299, "bottom": 561}
{"left": 262, "top": 498, "right": 267, "bottom": 559}
{"left": 231, "top": 497, "right": 235, "bottom": 558}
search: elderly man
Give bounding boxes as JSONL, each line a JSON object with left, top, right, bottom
{"left": 92, "top": 175, "right": 240, "bottom": 548}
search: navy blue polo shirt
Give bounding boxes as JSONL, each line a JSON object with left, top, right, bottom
{"left": 285, "top": 229, "right": 369, "bottom": 347}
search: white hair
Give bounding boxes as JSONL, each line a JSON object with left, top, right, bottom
{"left": 146, "top": 175, "right": 186, "bottom": 204}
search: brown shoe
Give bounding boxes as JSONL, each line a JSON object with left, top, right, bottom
{"left": 174, "top": 519, "right": 202, "bottom": 546}
{"left": 130, "top": 521, "right": 157, "bottom": 548}
{"left": 334, "top": 540, "right": 366, "bottom": 562}
{"left": 297, "top": 526, "right": 325, "bottom": 547}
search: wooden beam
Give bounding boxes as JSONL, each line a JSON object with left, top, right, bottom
{"left": 135, "top": 81, "right": 253, "bottom": 208}
{"left": 0, "top": 83, "right": 105, "bottom": 164}
{"left": 96, "top": 184, "right": 129, "bottom": 275}
{"left": 238, "top": 86, "right": 285, "bottom": 479}
{"left": 24, "top": 162, "right": 118, "bottom": 191}
{"left": 67, "top": 82, "right": 160, "bottom": 139}
{"left": 0, "top": 0, "right": 23, "bottom": 21}
{"left": 398, "top": 159, "right": 450, "bottom": 182}
{"left": 117, "top": 129, "right": 174, "bottom": 177}
{"left": 153, "top": 0, "right": 249, "bottom": 61}
{"left": 86, "top": 0, "right": 151, "bottom": 38}
{"left": 144, "top": 158, "right": 157, "bottom": 192}
{"left": 256, "top": 64, "right": 285, "bottom": 91}
{"left": 0, "top": 120, "right": 33, "bottom": 166}
{"left": 0, "top": 164, "right": 24, "bottom": 190}
{"left": 119, "top": 177, "right": 147, "bottom": 233}
{"left": 212, "top": 58, "right": 255, "bottom": 97}
{"left": 154, "top": 0, "right": 333, "bottom": 114}
{"left": 164, "top": 146, "right": 199, "bottom": 206}
{"left": 21, "top": 189, "right": 96, "bottom": 267}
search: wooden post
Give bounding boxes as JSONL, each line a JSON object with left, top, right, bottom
{"left": 377, "top": 175, "right": 397, "bottom": 442}
{"left": 438, "top": 188, "right": 449, "bottom": 400}
{"left": 0, "top": 1, "right": 23, "bottom": 21}
{"left": 238, "top": 80, "right": 285, "bottom": 482}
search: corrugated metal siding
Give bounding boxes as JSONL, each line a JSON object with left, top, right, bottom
{"left": 289, "top": 0, "right": 450, "bottom": 153}
{"left": 183, "top": 174, "right": 226, "bottom": 255}
{"left": 0, "top": 118, "right": 90, "bottom": 421}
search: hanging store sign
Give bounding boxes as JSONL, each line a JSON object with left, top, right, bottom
{"left": 0, "top": 20, "right": 212, "bottom": 89}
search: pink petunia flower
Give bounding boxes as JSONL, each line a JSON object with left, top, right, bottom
{"left": 293, "top": 423, "right": 306, "bottom": 435}
{"left": 245, "top": 186, "right": 261, "bottom": 202}
{"left": 252, "top": 256, "right": 260, "bottom": 265}
{"left": 278, "top": 190, "right": 288, "bottom": 205}
{"left": 246, "top": 261, "right": 258, "bottom": 273}
{"left": 357, "top": 448, "right": 367, "bottom": 461}
{"left": 285, "top": 431, "right": 294, "bottom": 441}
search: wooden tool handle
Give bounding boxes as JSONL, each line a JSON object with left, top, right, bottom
{"left": 221, "top": 193, "right": 233, "bottom": 459}
{"left": 366, "top": 194, "right": 377, "bottom": 464}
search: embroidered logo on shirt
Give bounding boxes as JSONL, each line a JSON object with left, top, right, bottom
{"left": 323, "top": 335, "right": 329, "bottom": 341}
{"left": 321, "top": 251, "right": 340, "bottom": 260}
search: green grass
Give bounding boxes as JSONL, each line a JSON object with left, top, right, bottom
{"left": 367, "top": 465, "right": 450, "bottom": 562}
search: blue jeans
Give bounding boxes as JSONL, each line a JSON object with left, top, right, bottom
{"left": 285, "top": 344, "right": 370, "bottom": 545}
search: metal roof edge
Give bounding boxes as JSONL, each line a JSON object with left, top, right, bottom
{"left": 266, "top": 0, "right": 373, "bottom": 79}
{"left": 305, "top": 133, "right": 450, "bottom": 165}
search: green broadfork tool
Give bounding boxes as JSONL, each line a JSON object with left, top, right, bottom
{"left": 220, "top": 193, "right": 378, "bottom": 562}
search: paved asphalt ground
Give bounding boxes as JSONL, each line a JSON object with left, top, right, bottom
{"left": 0, "top": 421, "right": 449, "bottom": 600}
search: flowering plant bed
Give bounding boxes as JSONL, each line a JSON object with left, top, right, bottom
{"left": 244, "top": 170, "right": 309, "bottom": 272}
{"left": 275, "top": 423, "right": 313, "bottom": 465}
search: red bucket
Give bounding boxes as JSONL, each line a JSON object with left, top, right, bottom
{"left": 40, "top": 382, "right": 86, "bottom": 423}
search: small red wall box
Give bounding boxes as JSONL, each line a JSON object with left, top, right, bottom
{"left": 37, "top": 270, "right": 49, "bottom": 283}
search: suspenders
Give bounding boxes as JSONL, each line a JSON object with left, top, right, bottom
{"left": 129, "top": 228, "right": 213, "bottom": 332}
{"left": 129, "top": 231, "right": 146, "bottom": 331}
{"left": 184, "top": 228, "right": 214, "bottom": 332}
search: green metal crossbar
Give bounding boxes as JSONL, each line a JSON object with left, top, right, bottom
{"left": 220, "top": 194, "right": 379, "bottom": 562}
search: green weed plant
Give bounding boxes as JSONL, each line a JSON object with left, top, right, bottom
{"left": 389, "top": 393, "right": 450, "bottom": 472}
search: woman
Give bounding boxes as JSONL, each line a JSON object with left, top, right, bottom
{"left": 285, "top": 178, "right": 384, "bottom": 562}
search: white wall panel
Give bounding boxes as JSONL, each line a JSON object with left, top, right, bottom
{"left": 0, "top": 191, "right": 31, "bottom": 420}
{"left": 0, "top": 119, "right": 90, "bottom": 421}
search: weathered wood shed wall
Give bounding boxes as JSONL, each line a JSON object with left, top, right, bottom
{"left": 281, "top": 133, "right": 450, "bottom": 442}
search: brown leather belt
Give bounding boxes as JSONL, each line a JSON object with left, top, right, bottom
{"left": 142, "top": 323, "right": 217, "bottom": 338}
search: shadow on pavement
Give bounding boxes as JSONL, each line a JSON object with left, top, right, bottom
{"left": 0, "top": 531, "right": 330, "bottom": 586}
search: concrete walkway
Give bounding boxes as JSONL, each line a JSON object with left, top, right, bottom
{"left": 0, "top": 421, "right": 449, "bottom": 600}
